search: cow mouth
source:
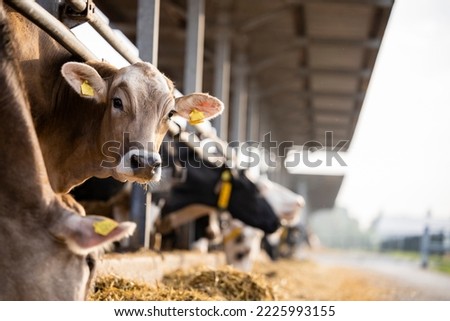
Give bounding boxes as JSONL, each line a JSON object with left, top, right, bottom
{"left": 114, "top": 151, "right": 162, "bottom": 183}
{"left": 113, "top": 168, "right": 161, "bottom": 184}
{"left": 279, "top": 210, "right": 301, "bottom": 226}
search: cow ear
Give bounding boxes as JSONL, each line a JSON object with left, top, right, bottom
{"left": 175, "top": 93, "right": 224, "bottom": 123}
{"left": 61, "top": 62, "right": 107, "bottom": 103}
{"left": 50, "top": 213, "right": 136, "bottom": 256}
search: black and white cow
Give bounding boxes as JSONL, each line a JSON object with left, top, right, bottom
{"left": 155, "top": 138, "right": 280, "bottom": 249}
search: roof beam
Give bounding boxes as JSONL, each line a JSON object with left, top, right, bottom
{"left": 286, "top": 0, "right": 394, "bottom": 7}
{"left": 252, "top": 65, "right": 371, "bottom": 78}
{"left": 238, "top": 6, "right": 290, "bottom": 33}
{"left": 313, "top": 108, "right": 354, "bottom": 117}
{"left": 251, "top": 36, "right": 380, "bottom": 73}
{"left": 257, "top": 88, "right": 365, "bottom": 101}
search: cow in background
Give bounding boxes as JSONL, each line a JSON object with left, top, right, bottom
{"left": 256, "top": 177, "right": 307, "bottom": 260}
{"left": 220, "top": 178, "right": 306, "bottom": 270}
{"left": 6, "top": 6, "right": 224, "bottom": 193}
{"left": 155, "top": 138, "right": 280, "bottom": 248}
{"left": 222, "top": 217, "right": 264, "bottom": 272}
{"left": 0, "top": 4, "right": 135, "bottom": 300}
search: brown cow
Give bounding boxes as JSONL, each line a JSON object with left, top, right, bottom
{"left": 0, "top": 3, "right": 135, "bottom": 300}
{"left": 6, "top": 7, "right": 224, "bottom": 193}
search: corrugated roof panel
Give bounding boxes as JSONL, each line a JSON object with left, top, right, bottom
{"left": 305, "top": 3, "right": 375, "bottom": 39}
{"left": 309, "top": 44, "right": 364, "bottom": 69}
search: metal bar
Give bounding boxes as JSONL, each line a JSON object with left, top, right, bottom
{"left": 64, "top": 0, "right": 86, "bottom": 12}
{"left": 183, "top": 0, "right": 205, "bottom": 93}
{"left": 136, "top": 0, "right": 161, "bottom": 249}
{"left": 229, "top": 38, "right": 248, "bottom": 143}
{"left": 64, "top": 0, "right": 140, "bottom": 64}
{"left": 6, "top": 0, "right": 96, "bottom": 61}
{"left": 88, "top": 11, "right": 140, "bottom": 64}
{"left": 129, "top": 184, "right": 147, "bottom": 250}
{"left": 247, "top": 80, "right": 259, "bottom": 142}
{"left": 211, "top": 8, "right": 231, "bottom": 141}
{"left": 137, "top": 0, "right": 160, "bottom": 65}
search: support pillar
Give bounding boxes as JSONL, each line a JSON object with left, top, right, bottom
{"left": 211, "top": 6, "right": 231, "bottom": 140}
{"left": 130, "top": 0, "right": 161, "bottom": 250}
{"left": 137, "top": 0, "right": 160, "bottom": 65}
{"left": 230, "top": 38, "right": 248, "bottom": 143}
{"left": 183, "top": 0, "right": 205, "bottom": 93}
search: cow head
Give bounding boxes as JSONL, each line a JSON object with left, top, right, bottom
{"left": 60, "top": 61, "right": 223, "bottom": 184}
{"left": 257, "top": 177, "right": 305, "bottom": 226}
{"left": 160, "top": 142, "right": 280, "bottom": 234}
{"left": 0, "top": 195, "right": 135, "bottom": 300}
{"left": 222, "top": 218, "right": 264, "bottom": 272}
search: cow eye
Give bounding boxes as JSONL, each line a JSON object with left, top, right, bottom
{"left": 112, "top": 97, "right": 123, "bottom": 110}
{"left": 168, "top": 110, "right": 176, "bottom": 119}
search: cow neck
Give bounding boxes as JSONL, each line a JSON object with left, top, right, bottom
{"left": 41, "top": 75, "right": 106, "bottom": 193}
{"left": 0, "top": 19, "right": 53, "bottom": 214}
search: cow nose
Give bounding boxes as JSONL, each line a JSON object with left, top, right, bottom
{"left": 130, "top": 153, "right": 161, "bottom": 170}
{"left": 296, "top": 197, "right": 305, "bottom": 208}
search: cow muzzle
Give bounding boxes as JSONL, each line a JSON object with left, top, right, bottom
{"left": 117, "top": 150, "right": 162, "bottom": 182}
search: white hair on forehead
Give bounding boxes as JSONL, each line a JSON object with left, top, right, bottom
{"left": 116, "top": 64, "right": 170, "bottom": 93}
{"left": 141, "top": 62, "right": 171, "bottom": 93}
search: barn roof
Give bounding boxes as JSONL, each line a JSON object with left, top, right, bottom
{"left": 93, "top": 0, "right": 394, "bottom": 212}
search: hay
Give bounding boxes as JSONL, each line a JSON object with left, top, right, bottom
{"left": 89, "top": 266, "right": 275, "bottom": 301}
{"left": 163, "top": 266, "right": 275, "bottom": 301}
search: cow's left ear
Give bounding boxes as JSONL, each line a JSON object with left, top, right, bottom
{"left": 175, "top": 93, "right": 224, "bottom": 123}
{"left": 50, "top": 212, "right": 136, "bottom": 256}
{"left": 61, "top": 62, "right": 107, "bottom": 103}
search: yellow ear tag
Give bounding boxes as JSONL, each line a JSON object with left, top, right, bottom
{"left": 188, "top": 108, "right": 205, "bottom": 125}
{"left": 217, "top": 170, "right": 232, "bottom": 209}
{"left": 93, "top": 218, "right": 119, "bottom": 236}
{"left": 80, "top": 80, "right": 95, "bottom": 97}
{"left": 223, "top": 227, "right": 242, "bottom": 244}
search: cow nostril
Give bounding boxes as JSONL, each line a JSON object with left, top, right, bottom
{"left": 130, "top": 154, "right": 141, "bottom": 169}
{"left": 152, "top": 161, "right": 161, "bottom": 169}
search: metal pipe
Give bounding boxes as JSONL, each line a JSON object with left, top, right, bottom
{"left": 65, "top": 0, "right": 141, "bottom": 64}
{"left": 88, "top": 12, "right": 140, "bottom": 64}
{"left": 64, "top": 0, "right": 86, "bottom": 12}
{"left": 6, "top": 0, "right": 97, "bottom": 61}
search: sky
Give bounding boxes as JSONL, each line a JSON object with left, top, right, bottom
{"left": 335, "top": 0, "right": 450, "bottom": 228}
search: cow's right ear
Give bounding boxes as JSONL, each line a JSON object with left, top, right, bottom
{"left": 61, "top": 62, "right": 107, "bottom": 103}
